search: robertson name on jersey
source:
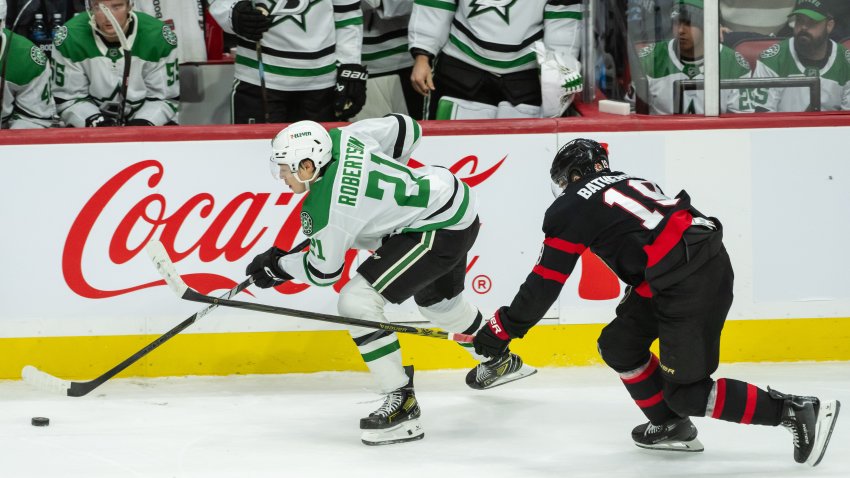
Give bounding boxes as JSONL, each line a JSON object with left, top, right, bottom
{"left": 279, "top": 114, "right": 478, "bottom": 287}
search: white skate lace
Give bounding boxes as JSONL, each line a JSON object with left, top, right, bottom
{"left": 645, "top": 423, "right": 664, "bottom": 436}
{"left": 374, "top": 391, "right": 404, "bottom": 417}
{"left": 475, "top": 355, "right": 511, "bottom": 382}
{"left": 475, "top": 363, "right": 494, "bottom": 382}
{"left": 475, "top": 354, "right": 519, "bottom": 383}
{"left": 783, "top": 421, "right": 801, "bottom": 448}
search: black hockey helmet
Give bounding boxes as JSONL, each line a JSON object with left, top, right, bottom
{"left": 550, "top": 138, "right": 610, "bottom": 190}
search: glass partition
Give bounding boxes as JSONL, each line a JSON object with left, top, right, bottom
{"left": 593, "top": 0, "right": 850, "bottom": 115}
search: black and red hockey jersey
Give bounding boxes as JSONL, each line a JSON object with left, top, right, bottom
{"left": 499, "top": 171, "right": 723, "bottom": 338}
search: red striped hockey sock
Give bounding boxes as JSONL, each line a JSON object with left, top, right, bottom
{"left": 707, "top": 378, "right": 783, "bottom": 425}
{"left": 619, "top": 353, "right": 678, "bottom": 424}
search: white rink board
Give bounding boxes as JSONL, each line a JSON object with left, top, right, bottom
{"left": 1, "top": 126, "right": 849, "bottom": 338}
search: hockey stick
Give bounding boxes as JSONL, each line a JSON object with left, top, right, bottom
{"left": 251, "top": 0, "right": 270, "bottom": 123}
{"left": 99, "top": 3, "right": 131, "bottom": 125}
{"left": 146, "top": 240, "right": 475, "bottom": 343}
{"left": 21, "top": 238, "right": 311, "bottom": 397}
{"left": 22, "top": 279, "right": 252, "bottom": 397}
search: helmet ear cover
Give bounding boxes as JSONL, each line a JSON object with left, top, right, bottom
{"left": 550, "top": 138, "right": 610, "bottom": 187}
{"left": 269, "top": 121, "right": 333, "bottom": 182}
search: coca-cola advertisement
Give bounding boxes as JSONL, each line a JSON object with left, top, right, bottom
{"left": 3, "top": 125, "right": 849, "bottom": 345}
{"left": 0, "top": 131, "right": 632, "bottom": 341}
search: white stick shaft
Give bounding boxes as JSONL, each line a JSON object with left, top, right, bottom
{"left": 145, "top": 240, "right": 190, "bottom": 298}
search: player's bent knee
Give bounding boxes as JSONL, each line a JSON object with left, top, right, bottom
{"left": 596, "top": 337, "right": 643, "bottom": 373}
{"left": 338, "top": 275, "right": 387, "bottom": 321}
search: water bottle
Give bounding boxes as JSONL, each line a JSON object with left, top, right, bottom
{"left": 30, "top": 13, "right": 50, "bottom": 45}
{"left": 51, "top": 13, "right": 64, "bottom": 40}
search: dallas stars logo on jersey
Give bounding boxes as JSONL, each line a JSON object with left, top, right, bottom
{"left": 468, "top": 0, "right": 518, "bottom": 24}
{"left": 301, "top": 211, "right": 314, "bottom": 235}
{"left": 270, "top": 0, "right": 321, "bottom": 32}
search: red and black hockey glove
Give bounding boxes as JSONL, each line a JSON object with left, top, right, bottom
{"left": 245, "top": 246, "right": 294, "bottom": 288}
{"left": 334, "top": 64, "right": 368, "bottom": 120}
{"left": 473, "top": 311, "right": 512, "bottom": 358}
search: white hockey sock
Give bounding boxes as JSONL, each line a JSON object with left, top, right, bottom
{"left": 341, "top": 275, "right": 408, "bottom": 393}
{"left": 419, "top": 295, "right": 487, "bottom": 361}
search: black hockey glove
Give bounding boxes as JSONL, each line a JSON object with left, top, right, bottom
{"left": 473, "top": 310, "right": 512, "bottom": 358}
{"left": 245, "top": 246, "right": 294, "bottom": 289}
{"left": 232, "top": 0, "right": 272, "bottom": 41}
{"left": 334, "top": 64, "right": 368, "bottom": 120}
{"left": 85, "top": 114, "right": 118, "bottom": 127}
{"left": 125, "top": 118, "right": 154, "bottom": 126}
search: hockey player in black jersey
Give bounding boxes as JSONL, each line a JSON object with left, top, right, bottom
{"left": 472, "top": 138, "right": 840, "bottom": 466}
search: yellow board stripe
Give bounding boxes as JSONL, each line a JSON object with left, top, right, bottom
{"left": 3, "top": 318, "right": 849, "bottom": 380}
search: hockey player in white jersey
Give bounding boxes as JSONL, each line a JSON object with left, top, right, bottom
{"left": 353, "top": 0, "right": 424, "bottom": 120}
{"left": 408, "top": 0, "right": 582, "bottom": 119}
{"left": 750, "top": 0, "right": 850, "bottom": 112}
{"left": 0, "top": 0, "right": 56, "bottom": 128}
{"left": 51, "top": 0, "right": 180, "bottom": 127}
{"left": 632, "top": 0, "right": 753, "bottom": 115}
{"left": 245, "top": 114, "right": 536, "bottom": 445}
{"left": 209, "top": 0, "right": 368, "bottom": 123}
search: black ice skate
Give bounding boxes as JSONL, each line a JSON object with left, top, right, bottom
{"left": 360, "top": 365, "right": 424, "bottom": 446}
{"left": 465, "top": 352, "right": 537, "bottom": 390}
{"left": 631, "top": 417, "right": 704, "bottom": 452}
{"left": 769, "top": 387, "right": 841, "bottom": 466}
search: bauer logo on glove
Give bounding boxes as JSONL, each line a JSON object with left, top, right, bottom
{"left": 335, "top": 64, "right": 368, "bottom": 120}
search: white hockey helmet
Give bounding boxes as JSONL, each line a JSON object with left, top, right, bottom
{"left": 269, "top": 121, "right": 333, "bottom": 184}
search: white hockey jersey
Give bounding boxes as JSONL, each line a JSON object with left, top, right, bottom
{"left": 136, "top": 0, "right": 207, "bottom": 63}
{"left": 51, "top": 12, "right": 180, "bottom": 126}
{"left": 636, "top": 39, "right": 753, "bottom": 115}
{"left": 362, "top": 0, "right": 413, "bottom": 76}
{"left": 751, "top": 38, "right": 850, "bottom": 112}
{"left": 0, "top": 29, "right": 55, "bottom": 128}
{"left": 209, "top": 0, "right": 363, "bottom": 91}
{"left": 280, "top": 114, "right": 478, "bottom": 287}
{"left": 408, "top": 0, "right": 582, "bottom": 75}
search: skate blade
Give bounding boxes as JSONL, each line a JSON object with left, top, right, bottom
{"left": 469, "top": 364, "right": 538, "bottom": 390}
{"left": 361, "top": 418, "right": 424, "bottom": 446}
{"left": 807, "top": 399, "right": 840, "bottom": 466}
{"left": 635, "top": 437, "right": 705, "bottom": 453}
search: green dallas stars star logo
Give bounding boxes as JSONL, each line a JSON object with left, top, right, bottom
{"left": 270, "top": 0, "right": 323, "bottom": 32}
{"left": 468, "top": 0, "right": 518, "bottom": 24}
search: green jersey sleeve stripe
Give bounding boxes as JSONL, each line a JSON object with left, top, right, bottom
{"left": 302, "top": 254, "right": 336, "bottom": 287}
{"left": 414, "top": 0, "right": 457, "bottom": 11}
{"left": 335, "top": 17, "right": 364, "bottom": 29}
{"left": 544, "top": 11, "right": 582, "bottom": 19}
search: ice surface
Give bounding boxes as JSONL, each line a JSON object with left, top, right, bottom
{"left": 2, "top": 362, "right": 848, "bottom": 477}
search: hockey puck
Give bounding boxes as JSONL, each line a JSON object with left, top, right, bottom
{"left": 31, "top": 417, "right": 50, "bottom": 427}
